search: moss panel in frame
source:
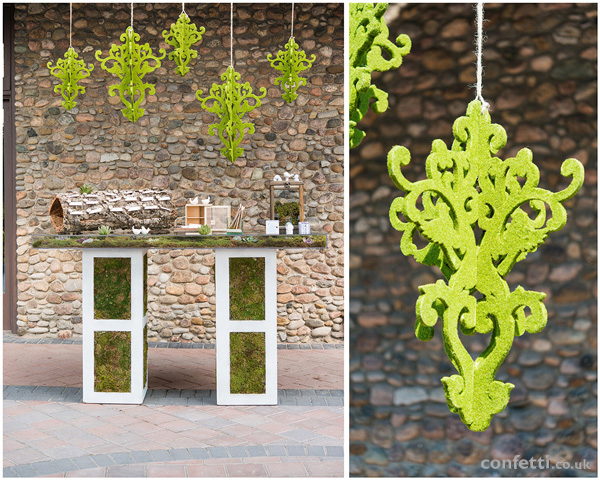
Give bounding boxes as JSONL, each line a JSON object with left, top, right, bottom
{"left": 230, "top": 332, "right": 266, "bottom": 394}
{"left": 94, "top": 331, "right": 131, "bottom": 392}
{"left": 94, "top": 257, "right": 131, "bottom": 319}
{"left": 229, "top": 257, "right": 265, "bottom": 320}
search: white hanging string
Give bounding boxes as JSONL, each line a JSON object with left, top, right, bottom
{"left": 230, "top": 2, "right": 234, "bottom": 67}
{"left": 182, "top": 2, "right": 186, "bottom": 18}
{"left": 130, "top": 2, "right": 133, "bottom": 30}
{"left": 291, "top": 2, "right": 294, "bottom": 39}
{"left": 69, "top": 3, "right": 72, "bottom": 48}
{"left": 475, "top": 1, "right": 490, "bottom": 113}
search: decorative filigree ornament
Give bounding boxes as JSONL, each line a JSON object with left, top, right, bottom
{"left": 162, "top": 11, "right": 205, "bottom": 77}
{"left": 349, "top": 3, "right": 411, "bottom": 148}
{"left": 95, "top": 27, "right": 166, "bottom": 122}
{"left": 196, "top": 66, "right": 267, "bottom": 163}
{"left": 268, "top": 37, "right": 315, "bottom": 103}
{"left": 388, "top": 100, "right": 584, "bottom": 431}
{"left": 47, "top": 47, "right": 94, "bottom": 110}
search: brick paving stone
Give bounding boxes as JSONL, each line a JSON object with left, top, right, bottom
{"left": 246, "top": 445, "right": 268, "bottom": 457}
{"left": 307, "top": 445, "right": 326, "bottom": 457}
{"left": 146, "top": 464, "right": 187, "bottom": 477}
{"left": 110, "top": 452, "right": 135, "bottom": 465}
{"left": 64, "top": 466, "right": 108, "bottom": 477}
{"left": 266, "top": 462, "right": 310, "bottom": 477}
{"left": 148, "top": 449, "right": 173, "bottom": 462}
{"left": 105, "top": 465, "right": 146, "bottom": 477}
{"left": 227, "top": 446, "right": 249, "bottom": 458}
{"left": 188, "top": 448, "right": 210, "bottom": 459}
{"left": 90, "top": 454, "right": 116, "bottom": 467}
{"left": 207, "top": 447, "right": 229, "bottom": 459}
{"left": 186, "top": 464, "right": 227, "bottom": 477}
{"left": 129, "top": 451, "right": 153, "bottom": 464}
{"left": 266, "top": 445, "right": 287, "bottom": 457}
{"left": 170, "top": 448, "right": 192, "bottom": 461}
{"left": 287, "top": 445, "right": 307, "bottom": 456}
{"left": 226, "top": 463, "right": 268, "bottom": 477}
{"left": 11, "top": 465, "right": 37, "bottom": 477}
{"left": 70, "top": 456, "right": 97, "bottom": 470}
{"left": 50, "top": 458, "right": 78, "bottom": 472}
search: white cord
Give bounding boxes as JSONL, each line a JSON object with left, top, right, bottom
{"left": 182, "top": 2, "right": 186, "bottom": 17}
{"left": 291, "top": 2, "right": 294, "bottom": 39}
{"left": 230, "top": 2, "right": 233, "bottom": 67}
{"left": 69, "top": 3, "right": 72, "bottom": 47}
{"left": 475, "top": 2, "right": 490, "bottom": 113}
{"left": 130, "top": 2, "right": 133, "bottom": 29}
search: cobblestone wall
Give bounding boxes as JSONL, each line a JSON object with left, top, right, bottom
{"left": 13, "top": 3, "right": 344, "bottom": 343}
{"left": 350, "top": 3, "right": 596, "bottom": 476}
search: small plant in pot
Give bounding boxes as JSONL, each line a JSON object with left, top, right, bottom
{"left": 98, "top": 225, "right": 111, "bottom": 235}
{"left": 198, "top": 224, "right": 211, "bottom": 235}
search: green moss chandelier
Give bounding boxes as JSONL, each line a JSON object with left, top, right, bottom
{"left": 349, "top": 3, "right": 411, "bottom": 148}
{"left": 95, "top": 2, "right": 166, "bottom": 122}
{"left": 388, "top": 3, "right": 584, "bottom": 431}
{"left": 267, "top": 2, "right": 316, "bottom": 103}
{"left": 196, "top": 2, "right": 266, "bottom": 163}
{"left": 47, "top": 3, "right": 94, "bottom": 110}
{"left": 162, "top": 3, "right": 205, "bottom": 77}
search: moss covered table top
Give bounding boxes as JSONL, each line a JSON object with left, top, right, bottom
{"left": 32, "top": 233, "right": 327, "bottom": 250}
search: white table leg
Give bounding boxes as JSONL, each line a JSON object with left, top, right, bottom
{"left": 82, "top": 249, "right": 148, "bottom": 404}
{"left": 215, "top": 249, "right": 277, "bottom": 405}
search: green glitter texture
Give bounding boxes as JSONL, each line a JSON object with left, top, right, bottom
{"left": 268, "top": 37, "right": 315, "bottom": 103}
{"left": 196, "top": 65, "right": 267, "bottom": 163}
{"left": 95, "top": 27, "right": 166, "bottom": 122}
{"left": 47, "top": 47, "right": 94, "bottom": 110}
{"left": 162, "top": 12, "right": 205, "bottom": 77}
{"left": 388, "top": 100, "right": 584, "bottom": 431}
{"left": 349, "top": 3, "right": 411, "bottom": 148}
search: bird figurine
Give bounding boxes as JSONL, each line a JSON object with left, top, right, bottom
{"left": 132, "top": 227, "right": 142, "bottom": 235}
{"left": 141, "top": 226, "right": 150, "bottom": 235}
{"left": 273, "top": 174, "right": 282, "bottom": 182}
{"left": 283, "top": 172, "right": 292, "bottom": 181}
{"left": 190, "top": 197, "right": 199, "bottom": 205}
{"left": 293, "top": 173, "right": 300, "bottom": 182}
{"left": 202, "top": 197, "right": 211, "bottom": 205}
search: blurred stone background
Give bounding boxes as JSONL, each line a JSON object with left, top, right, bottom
{"left": 12, "top": 3, "right": 344, "bottom": 343}
{"left": 350, "top": 3, "right": 596, "bottom": 476}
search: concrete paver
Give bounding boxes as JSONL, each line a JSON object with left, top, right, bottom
{"left": 4, "top": 339, "right": 344, "bottom": 477}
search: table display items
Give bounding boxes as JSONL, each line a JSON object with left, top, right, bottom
{"left": 49, "top": 189, "right": 177, "bottom": 234}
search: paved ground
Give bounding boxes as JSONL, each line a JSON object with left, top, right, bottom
{"left": 3, "top": 337, "right": 344, "bottom": 477}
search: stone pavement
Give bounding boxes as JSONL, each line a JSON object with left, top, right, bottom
{"left": 3, "top": 336, "right": 344, "bottom": 477}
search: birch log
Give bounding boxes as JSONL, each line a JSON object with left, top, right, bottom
{"left": 49, "top": 189, "right": 177, "bottom": 234}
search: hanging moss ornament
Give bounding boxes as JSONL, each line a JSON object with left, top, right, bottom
{"left": 95, "top": 27, "right": 166, "bottom": 123}
{"left": 388, "top": 100, "right": 584, "bottom": 431}
{"left": 162, "top": 11, "right": 205, "bottom": 77}
{"left": 350, "top": 3, "right": 411, "bottom": 149}
{"left": 268, "top": 37, "right": 315, "bottom": 103}
{"left": 47, "top": 47, "right": 94, "bottom": 110}
{"left": 196, "top": 65, "right": 267, "bottom": 163}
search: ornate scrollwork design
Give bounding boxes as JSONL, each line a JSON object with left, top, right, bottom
{"left": 47, "top": 47, "right": 94, "bottom": 110}
{"left": 95, "top": 27, "right": 166, "bottom": 122}
{"left": 349, "top": 2, "right": 411, "bottom": 148}
{"left": 388, "top": 100, "right": 584, "bottom": 431}
{"left": 267, "top": 37, "right": 315, "bottom": 103}
{"left": 162, "top": 12, "right": 205, "bottom": 77}
{"left": 196, "top": 65, "right": 267, "bottom": 163}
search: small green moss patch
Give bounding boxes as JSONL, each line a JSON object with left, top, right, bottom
{"left": 94, "top": 331, "right": 131, "bottom": 393}
{"left": 230, "top": 257, "right": 265, "bottom": 320}
{"left": 94, "top": 257, "right": 131, "bottom": 319}
{"left": 230, "top": 332, "right": 266, "bottom": 394}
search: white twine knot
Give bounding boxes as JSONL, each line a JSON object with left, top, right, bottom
{"left": 475, "top": 2, "right": 490, "bottom": 114}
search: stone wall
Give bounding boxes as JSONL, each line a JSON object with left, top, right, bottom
{"left": 350, "top": 3, "right": 596, "bottom": 476}
{"left": 12, "top": 2, "right": 344, "bottom": 343}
